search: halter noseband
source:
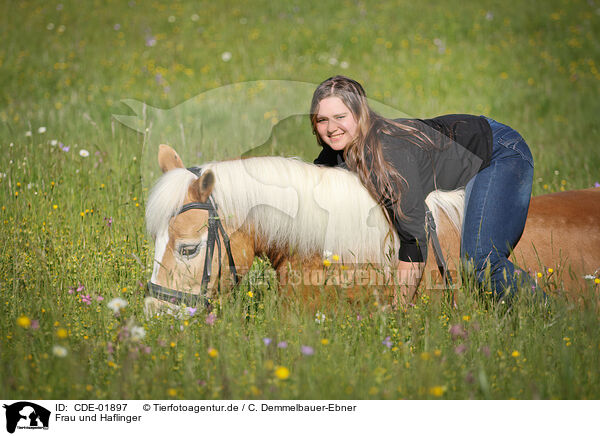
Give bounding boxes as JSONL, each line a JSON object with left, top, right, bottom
{"left": 147, "top": 167, "right": 239, "bottom": 308}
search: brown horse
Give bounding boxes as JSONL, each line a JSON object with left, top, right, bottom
{"left": 145, "top": 145, "right": 600, "bottom": 313}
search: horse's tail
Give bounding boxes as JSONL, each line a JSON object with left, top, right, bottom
{"left": 424, "top": 189, "right": 465, "bottom": 233}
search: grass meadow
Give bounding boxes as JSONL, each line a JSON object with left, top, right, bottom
{"left": 1, "top": 0, "right": 600, "bottom": 400}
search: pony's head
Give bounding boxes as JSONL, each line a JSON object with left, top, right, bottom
{"left": 145, "top": 145, "right": 227, "bottom": 313}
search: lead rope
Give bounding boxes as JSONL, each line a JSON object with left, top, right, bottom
{"left": 425, "top": 206, "right": 457, "bottom": 308}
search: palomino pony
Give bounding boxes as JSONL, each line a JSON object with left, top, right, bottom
{"left": 145, "top": 145, "right": 600, "bottom": 312}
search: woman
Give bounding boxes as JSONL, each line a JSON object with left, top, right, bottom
{"left": 311, "top": 75, "right": 535, "bottom": 305}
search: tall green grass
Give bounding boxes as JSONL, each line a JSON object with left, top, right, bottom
{"left": 1, "top": 0, "right": 599, "bottom": 399}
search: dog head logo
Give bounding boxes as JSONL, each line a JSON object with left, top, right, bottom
{"left": 3, "top": 402, "right": 50, "bottom": 434}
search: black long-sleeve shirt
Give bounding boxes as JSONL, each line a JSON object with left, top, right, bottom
{"left": 314, "top": 114, "right": 493, "bottom": 262}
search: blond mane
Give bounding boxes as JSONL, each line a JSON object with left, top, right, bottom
{"left": 146, "top": 156, "right": 464, "bottom": 265}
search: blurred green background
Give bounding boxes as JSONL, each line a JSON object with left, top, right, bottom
{"left": 1, "top": 0, "right": 599, "bottom": 400}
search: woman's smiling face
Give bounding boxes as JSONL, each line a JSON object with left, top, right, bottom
{"left": 315, "top": 96, "right": 359, "bottom": 151}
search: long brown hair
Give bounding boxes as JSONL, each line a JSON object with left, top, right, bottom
{"left": 310, "top": 75, "right": 432, "bottom": 221}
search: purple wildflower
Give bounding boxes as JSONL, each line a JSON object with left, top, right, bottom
{"left": 277, "top": 341, "right": 288, "bottom": 349}
{"left": 382, "top": 336, "right": 393, "bottom": 348}
{"left": 205, "top": 312, "right": 216, "bottom": 325}
{"left": 187, "top": 307, "right": 197, "bottom": 316}
{"left": 263, "top": 337, "right": 272, "bottom": 346}
{"left": 96, "top": 296, "right": 104, "bottom": 302}
{"left": 449, "top": 324, "right": 467, "bottom": 341}
{"left": 301, "top": 345, "right": 314, "bottom": 356}
{"left": 114, "top": 23, "right": 121, "bottom": 31}
{"left": 595, "top": 182, "right": 600, "bottom": 188}
{"left": 59, "top": 142, "right": 70, "bottom": 152}
{"left": 104, "top": 216, "right": 113, "bottom": 228}
{"left": 465, "top": 371, "right": 474, "bottom": 384}
{"left": 107, "top": 342, "right": 114, "bottom": 354}
{"left": 31, "top": 320, "right": 40, "bottom": 330}
{"left": 480, "top": 345, "right": 491, "bottom": 358}
{"left": 454, "top": 344, "right": 468, "bottom": 355}
{"left": 81, "top": 294, "right": 92, "bottom": 305}
{"left": 145, "top": 35, "right": 157, "bottom": 47}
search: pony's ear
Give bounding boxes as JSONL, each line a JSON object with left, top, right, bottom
{"left": 158, "top": 144, "right": 185, "bottom": 173}
{"left": 191, "top": 170, "right": 215, "bottom": 203}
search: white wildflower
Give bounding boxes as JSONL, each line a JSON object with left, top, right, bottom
{"left": 130, "top": 325, "right": 146, "bottom": 341}
{"left": 52, "top": 345, "right": 68, "bottom": 357}
{"left": 221, "top": 51, "right": 232, "bottom": 62}
{"left": 107, "top": 297, "right": 128, "bottom": 313}
{"left": 340, "top": 61, "right": 349, "bottom": 69}
{"left": 79, "top": 149, "right": 89, "bottom": 157}
{"left": 50, "top": 139, "right": 58, "bottom": 146}
{"left": 322, "top": 250, "right": 332, "bottom": 258}
{"left": 38, "top": 126, "right": 47, "bottom": 134}
{"left": 25, "top": 131, "right": 32, "bottom": 137}
{"left": 315, "top": 311, "right": 326, "bottom": 324}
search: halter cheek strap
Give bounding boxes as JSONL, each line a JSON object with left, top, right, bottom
{"left": 147, "top": 167, "right": 239, "bottom": 308}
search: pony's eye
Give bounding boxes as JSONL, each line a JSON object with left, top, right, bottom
{"left": 178, "top": 244, "right": 201, "bottom": 259}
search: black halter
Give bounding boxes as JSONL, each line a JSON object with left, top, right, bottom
{"left": 147, "top": 167, "right": 239, "bottom": 307}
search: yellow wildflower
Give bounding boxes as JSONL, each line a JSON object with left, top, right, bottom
{"left": 207, "top": 347, "right": 218, "bottom": 358}
{"left": 430, "top": 386, "right": 445, "bottom": 397}
{"left": 332, "top": 254, "right": 340, "bottom": 261}
{"left": 274, "top": 366, "right": 290, "bottom": 380}
{"left": 511, "top": 350, "right": 520, "bottom": 358}
{"left": 321, "top": 338, "right": 329, "bottom": 345}
{"left": 56, "top": 328, "right": 68, "bottom": 339}
{"left": 17, "top": 316, "right": 31, "bottom": 328}
{"left": 323, "top": 259, "right": 331, "bottom": 267}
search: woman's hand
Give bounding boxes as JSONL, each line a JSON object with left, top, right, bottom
{"left": 393, "top": 261, "right": 425, "bottom": 308}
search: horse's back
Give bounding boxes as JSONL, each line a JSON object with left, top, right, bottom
{"left": 515, "top": 187, "right": 600, "bottom": 291}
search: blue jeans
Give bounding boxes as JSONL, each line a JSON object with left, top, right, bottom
{"left": 460, "top": 117, "right": 535, "bottom": 299}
